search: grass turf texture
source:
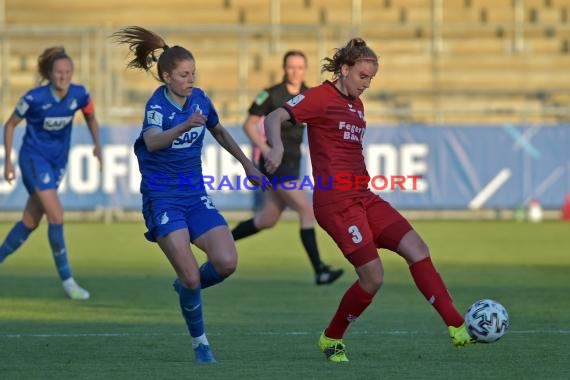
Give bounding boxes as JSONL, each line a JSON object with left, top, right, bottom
{"left": 0, "top": 220, "right": 569, "bottom": 379}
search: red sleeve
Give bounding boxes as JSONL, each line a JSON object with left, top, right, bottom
{"left": 81, "top": 98, "right": 95, "bottom": 115}
{"left": 283, "top": 86, "right": 323, "bottom": 125}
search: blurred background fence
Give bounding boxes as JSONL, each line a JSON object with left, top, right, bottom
{"left": 1, "top": 0, "right": 570, "bottom": 125}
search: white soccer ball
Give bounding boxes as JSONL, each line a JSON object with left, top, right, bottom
{"left": 465, "top": 299, "right": 509, "bottom": 343}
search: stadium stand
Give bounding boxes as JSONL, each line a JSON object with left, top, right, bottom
{"left": 1, "top": 0, "right": 569, "bottom": 124}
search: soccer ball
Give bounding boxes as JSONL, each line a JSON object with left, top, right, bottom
{"left": 464, "top": 299, "right": 509, "bottom": 343}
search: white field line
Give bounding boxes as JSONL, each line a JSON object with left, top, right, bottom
{"left": 1, "top": 329, "right": 568, "bottom": 339}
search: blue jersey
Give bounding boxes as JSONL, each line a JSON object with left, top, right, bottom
{"left": 14, "top": 84, "right": 91, "bottom": 167}
{"left": 135, "top": 85, "right": 220, "bottom": 199}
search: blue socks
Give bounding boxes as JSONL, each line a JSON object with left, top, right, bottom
{"left": 199, "top": 262, "right": 225, "bottom": 289}
{"left": 48, "top": 223, "right": 72, "bottom": 281}
{"left": 174, "top": 279, "right": 205, "bottom": 338}
{"left": 173, "top": 263, "right": 226, "bottom": 351}
{"left": 0, "top": 221, "right": 33, "bottom": 263}
{"left": 1, "top": 222, "right": 73, "bottom": 283}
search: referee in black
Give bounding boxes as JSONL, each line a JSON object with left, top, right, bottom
{"left": 232, "top": 50, "right": 344, "bottom": 285}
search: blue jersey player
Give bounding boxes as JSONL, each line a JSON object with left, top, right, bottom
{"left": 113, "top": 26, "right": 266, "bottom": 364}
{"left": 1, "top": 46, "right": 102, "bottom": 300}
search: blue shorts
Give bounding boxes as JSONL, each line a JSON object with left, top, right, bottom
{"left": 19, "top": 152, "right": 65, "bottom": 195}
{"left": 142, "top": 195, "right": 228, "bottom": 243}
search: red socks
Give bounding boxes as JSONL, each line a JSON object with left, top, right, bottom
{"left": 325, "top": 281, "right": 374, "bottom": 339}
{"left": 409, "top": 257, "right": 464, "bottom": 327}
{"left": 325, "top": 257, "right": 462, "bottom": 340}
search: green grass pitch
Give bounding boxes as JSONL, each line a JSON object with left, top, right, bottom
{"left": 0, "top": 220, "right": 569, "bottom": 379}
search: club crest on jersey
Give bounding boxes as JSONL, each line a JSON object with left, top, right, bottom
{"left": 191, "top": 104, "right": 203, "bottom": 115}
{"left": 69, "top": 99, "right": 78, "bottom": 110}
{"left": 172, "top": 126, "right": 204, "bottom": 149}
{"left": 43, "top": 116, "right": 72, "bottom": 131}
{"left": 286, "top": 94, "right": 305, "bottom": 107}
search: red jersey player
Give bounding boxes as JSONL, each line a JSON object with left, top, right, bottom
{"left": 263, "top": 38, "right": 475, "bottom": 362}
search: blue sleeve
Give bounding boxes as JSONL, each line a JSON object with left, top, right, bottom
{"left": 14, "top": 91, "right": 34, "bottom": 119}
{"left": 79, "top": 86, "right": 91, "bottom": 109}
{"left": 205, "top": 96, "right": 219, "bottom": 129}
{"left": 142, "top": 102, "right": 165, "bottom": 133}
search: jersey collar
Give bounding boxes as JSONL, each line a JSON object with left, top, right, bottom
{"left": 325, "top": 80, "right": 356, "bottom": 101}
{"left": 163, "top": 87, "right": 188, "bottom": 111}
{"left": 49, "top": 84, "right": 67, "bottom": 102}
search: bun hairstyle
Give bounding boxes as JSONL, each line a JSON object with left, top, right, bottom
{"left": 321, "top": 38, "right": 378, "bottom": 78}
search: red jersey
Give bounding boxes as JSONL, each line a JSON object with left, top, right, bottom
{"left": 283, "top": 80, "right": 370, "bottom": 207}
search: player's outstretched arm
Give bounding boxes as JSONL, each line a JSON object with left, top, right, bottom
{"left": 209, "top": 123, "right": 269, "bottom": 189}
{"left": 263, "top": 107, "right": 290, "bottom": 174}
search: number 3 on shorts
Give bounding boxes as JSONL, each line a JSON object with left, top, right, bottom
{"left": 348, "top": 225, "right": 363, "bottom": 243}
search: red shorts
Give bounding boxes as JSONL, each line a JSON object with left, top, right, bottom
{"left": 314, "top": 192, "right": 412, "bottom": 266}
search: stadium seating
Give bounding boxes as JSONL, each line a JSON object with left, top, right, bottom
{"left": 1, "top": 0, "right": 569, "bottom": 124}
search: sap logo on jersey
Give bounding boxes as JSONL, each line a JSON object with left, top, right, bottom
{"left": 43, "top": 116, "right": 73, "bottom": 131}
{"left": 172, "top": 127, "right": 204, "bottom": 149}
{"left": 286, "top": 94, "right": 305, "bottom": 107}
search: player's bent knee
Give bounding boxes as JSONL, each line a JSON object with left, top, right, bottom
{"left": 22, "top": 215, "right": 42, "bottom": 230}
{"left": 359, "top": 278, "right": 382, "bottom": 295}
{"left": 23, "top": 221, "right": 40, "bottom": 231}
{"left": 178, "top": 269, "right": 201, "bottom": 289}
{"left": 397, "top": 230, "right": 431, "bottom": 264}
{"left": 256, "top": 218, "right": 278, "bottom": 229}
{"left": 214, "top": 254, "right": 237, "bottom": 277}
{"left": 363, "top": 275, "right": 383, "bottom": 294}
{"left": 415, "top": 241, "right": 430, "bottom": 260}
